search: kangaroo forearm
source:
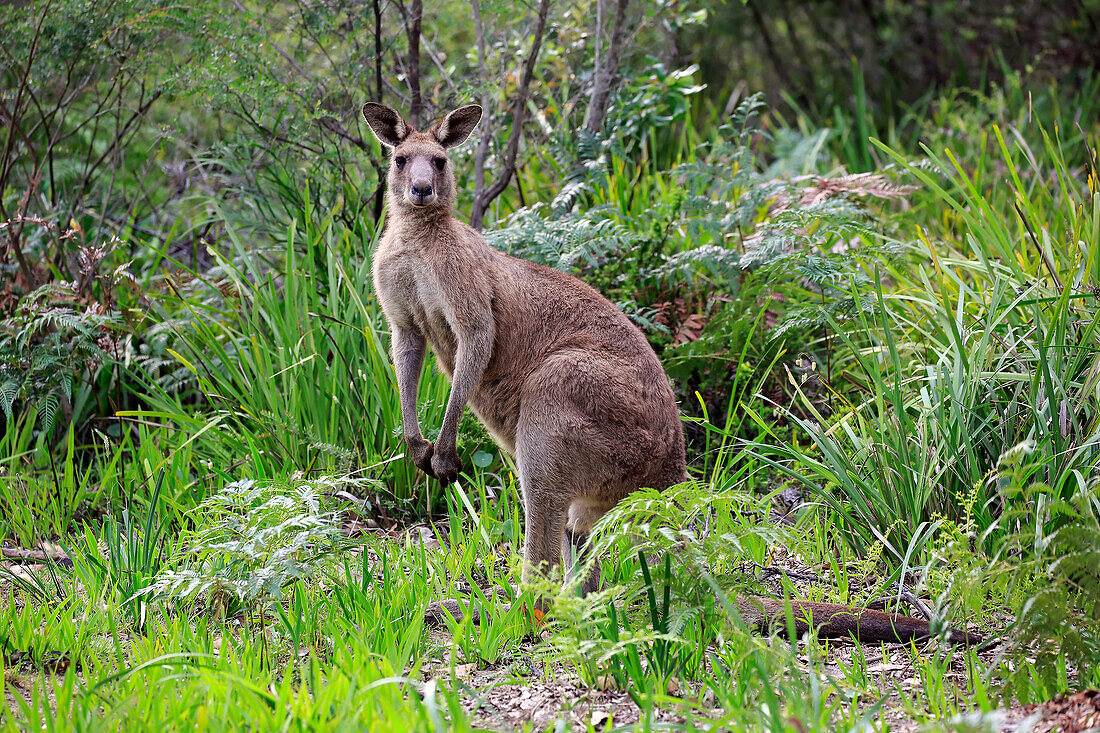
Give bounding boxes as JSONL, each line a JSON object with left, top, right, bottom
{"left": 437, "top": 333, "right": 491, "bottom": 448}
{"left": 401, "top": 394, "right": 424, "bottom": 440}
{"left": 438, "top": 370, "right": 483, "bottom": 446}
{"left": 393, "top": 326, "right": 427, "bottom": 440}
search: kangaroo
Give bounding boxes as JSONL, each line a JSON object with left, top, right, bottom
{"left": 361, "top": 102, "right": 978, "bottom": 646}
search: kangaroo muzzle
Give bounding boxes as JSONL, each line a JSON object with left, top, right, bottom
{"left": 407, "top": 159, "right": 438, "bottom": 206}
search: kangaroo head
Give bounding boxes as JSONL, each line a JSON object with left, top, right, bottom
{"left": 361, "top": 103, "right": 482, "bottom": 212}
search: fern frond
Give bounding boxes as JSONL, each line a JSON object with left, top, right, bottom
{"left": 488, "top": 204, "right": 641, "bottom": 273}
{"left": 40, "top": 391, "right": 59, "bottom": 433}
{"left": 0, "top": 380, "right": 18, "bottom": 420}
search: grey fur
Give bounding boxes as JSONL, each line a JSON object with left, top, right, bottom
{"left": 364, "top": 102, "right": 685, "bottom": 593}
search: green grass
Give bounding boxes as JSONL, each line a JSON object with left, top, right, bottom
{"left": 0, "top": 414, "right": 103, "bottom": 547}
{"left": 0, "top": 457, "right": 1000, "bottom": 732}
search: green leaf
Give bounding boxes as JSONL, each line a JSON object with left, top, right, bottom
{"left": 471, "top": 450, "right": 494, "bottom": 468}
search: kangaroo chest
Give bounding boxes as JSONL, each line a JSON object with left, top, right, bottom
{"left": 374, "top": 247, "right": 459, "bottom": 373}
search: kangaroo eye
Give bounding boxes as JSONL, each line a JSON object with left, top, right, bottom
{"left": 394, "top": 156, "right": 406, "bottom": 169}
{"left": 432, "top": 157, "right": 446, "bottom": 171}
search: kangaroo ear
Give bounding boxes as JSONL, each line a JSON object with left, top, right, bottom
{"left": 361, "top": 103, "right": 412, "bottom": 147}
{"left": 433, "top": 105, "right": 482, "bottom": 149}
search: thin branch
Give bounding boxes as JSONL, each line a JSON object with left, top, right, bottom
{"left": 382, "top": 76, "right": 412, "bottom": 107}
{"left": 75, "top": 88, "right": 163, "bottom": 215}
{"left": 231, "top": 0, "right": 316, "bottom": 87}
{"left": 471, "top": 0, "right": 491, "bottom": 204}
{"left": 470, "top": 0, "right": 552, "bottom": 230}
{"left": 584, "top": 0, "right": 629, "bottom": 133}
{"left": 420, "top": 32, "right": 460, "bottom": 99}
{"left": 316, "top": 116, "right": 372, "bottom": 151}
{"left": 0, "top": 0, "right": 51, "bottom": 289}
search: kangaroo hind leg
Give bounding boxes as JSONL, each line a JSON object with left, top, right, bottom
{"left": 516, "top": 457, "right": 571, "bottom": 587}
{"left": 562, "top": 499, "right": 613, "bottom": 596}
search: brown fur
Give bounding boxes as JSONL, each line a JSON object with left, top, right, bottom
{"left": 361, "top": 102, "right": 978, "bottom": 645}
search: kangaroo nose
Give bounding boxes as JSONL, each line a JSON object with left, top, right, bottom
{"left": 412, "top": 183, "right": 433, "bottom": 197}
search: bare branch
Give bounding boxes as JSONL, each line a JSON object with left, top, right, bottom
{"left": 406, "top": 0, "right": 424, "bottom": 127}
{"left": 471, "top": 0, "right": 491, "bottom": 205}
{"left": 316, "top": 116, "right": 372, "bottom": 151}
{"left": 420, "top": 32, "right": 460, "bottom": 99}
{"left": 470, "top": 0, "right": 552, "bottom": 230}
{"left": 584, "top": 0, "right": 629, "bottom": 133}
{"left": 0, "top": 0, "right": 52, "bottom": 289}
{"left": 231, "top": 0, "right": 317, "bottom": 88}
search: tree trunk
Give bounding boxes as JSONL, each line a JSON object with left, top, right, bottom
{"left": 371, "top": 0, "right": 385, "bottom": 222}
{"left": 373, "top": 0, "right": 383, "bottom": 102}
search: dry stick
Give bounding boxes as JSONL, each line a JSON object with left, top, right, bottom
{"left": 1, "top": 547, "right": 73, "bottom": 567}
{"left": 470, "top": 0, "right": 553, "bottom": 230}
{"left": 1015, "top": 199, "right": 1063, "bottom": 290}
{"left": 419, "top": 33, "right": 460, "bottom": 98}
{"left": 1079, "top": 121, "right": 1100, "bottom": 188}
{"left": 750, "top": 561, "right": 821, "bottom": 583}
{"left": 895, "top": 590, "right": 934, "bottom": 621}
{"left": 584, "top": 0, "right": 629, "bottom": 134}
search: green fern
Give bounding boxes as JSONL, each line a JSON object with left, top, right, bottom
{"left": 967, "top": 443, "right": 1100, "bottom": 691}
{"left": 651, "top": 96, "right": 913, "bottom": 345}
{"left": 0, "top": 283, "right": 122, "bottom": 431}
{"left": 590, "top": 481, "right": 789, "bottom": 602}
{"left": 143, "top": 474, "right": 360, "bottom": 614}
{"left": 487, "top": 204, "right": 642, "bottom": 273}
